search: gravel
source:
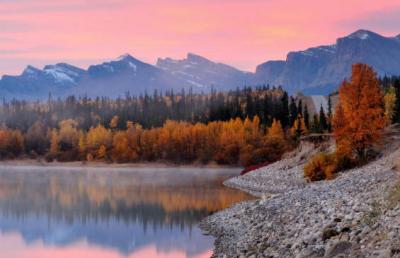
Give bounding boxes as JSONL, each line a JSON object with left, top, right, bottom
{"left": 200, "top": 140, "right": 400, "bottom": 258}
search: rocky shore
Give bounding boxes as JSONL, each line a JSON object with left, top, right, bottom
{"left": 200, "top": 140, "right": 400, "bottom": 257}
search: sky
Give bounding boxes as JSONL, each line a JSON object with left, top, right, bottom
{"left": 0, "top": 0, "right": 400, "bottom": 75}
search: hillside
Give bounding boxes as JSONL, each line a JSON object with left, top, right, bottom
{"left": 200, "top": 127, "right": 400, "bottom": 257}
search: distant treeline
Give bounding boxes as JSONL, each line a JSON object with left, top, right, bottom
{"left": 0, "top": 86, "right": 303, "bottom": 166}
{"left": 0, "top": 86, "right": 293, "bottom": 131}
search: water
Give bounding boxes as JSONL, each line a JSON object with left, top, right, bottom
{"left": 0, "top": 165, "right": 252, "bottom": 258}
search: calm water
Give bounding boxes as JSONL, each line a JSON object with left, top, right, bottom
{"left": 0, "top": 166, "right": 252, "bottom": 258}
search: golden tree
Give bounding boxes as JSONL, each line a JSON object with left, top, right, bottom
{"left": 290, "top": 115, "right": 308, "bottom": 139}
{"left": 86, "top": 124, "right": 112, "bottom": 159}
{"left": 49, "top": 129, "right": 59, "bottom": 157}
{"left": 268, "top": 119, "right": 285, "bottom": 140}
{"left": 384, "top": 87, "right": 396, "bottom": 123}
{"left": 333, "top": 64, "right": 385, "bottom": 161}
{"left": 109, "top": 115, "right": 120, "bottom": 130}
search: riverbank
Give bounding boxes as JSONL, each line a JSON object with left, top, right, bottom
{"left": 0, "top": 159, "right": 240, "bottom": 169}
{"left": 200, "top": 138, "right": 400, "bottom": 257}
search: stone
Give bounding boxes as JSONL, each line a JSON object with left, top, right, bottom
{"left": 325, "top": 241, "right": 352, "bottom": 258}
{"left": 322, "top": 227, "right": 339, "bottom": 241}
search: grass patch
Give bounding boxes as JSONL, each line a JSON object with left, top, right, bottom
{"left": 362, "top": 201, "right": 381, "bottom": 226}
{"left": 388, "top": 181, "right": 400, "bottom": 209}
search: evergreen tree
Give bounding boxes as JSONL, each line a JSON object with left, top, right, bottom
{"left": 298, "top": 99, "right": 303, "bottom": 117}
{"left": 279, "top": 92, "right": 289, "bottom": 128}
{"left": 327, "top": 95, "right": 333, "bottom": 132}
{"left": 303, "top": 105, "right": 310, "bottom": 129}
{"left": 289, "top": 97, "right": 298, "bottom": 127}
{"left": 393, "top": 79, "right": 400, "bottom": 123}
{"left": 319, "top": 105, "right": 328, "bottom": 131}
{"left": 245, "top": 90, "right": 255, "bottom": 118}
{"left": 311, "top": 114, "right": 321, "bottom": 133}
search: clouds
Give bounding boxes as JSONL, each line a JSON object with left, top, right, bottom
{"left": 0, "top": 0, "right": 399, "bottom": 75}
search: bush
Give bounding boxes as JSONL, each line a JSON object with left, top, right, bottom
{"left": 304, "top": 153, "right": 336, "bottom": 181}
{"left": 334, "top": 151, "right": 356, "bottom": 171}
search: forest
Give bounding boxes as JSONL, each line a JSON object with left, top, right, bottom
{"left": 0, "top": 86, "right": 302, "bottom": 166}
{"left": 0, "top": 74, "right": 398, "bottom": 167}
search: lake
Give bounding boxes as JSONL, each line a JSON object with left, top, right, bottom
{"left": 0, "top": 165, "right": 252, "bottom": 258}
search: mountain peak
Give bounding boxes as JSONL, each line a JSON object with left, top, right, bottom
{"left": 22, "top": 65, "right": 42, "bottom": 76}
{"left": 187, "top": 53, "right": 210, "bottom": 63}
{"left": 116, "top": 53, "right": 135, "bottom": 62}
{"left": 347, "top": 29, "right": 380, "bottom": 40}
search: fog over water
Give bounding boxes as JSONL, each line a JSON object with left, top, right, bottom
{"left": 0, "top": 166, "right": 252, "bottom": 258}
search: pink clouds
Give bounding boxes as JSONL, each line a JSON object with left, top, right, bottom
{"left": 0, "top": 0, "right": 399, "bottom": 75}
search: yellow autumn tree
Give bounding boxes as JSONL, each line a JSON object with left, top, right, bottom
{"left": 290, "top": 115, "right": 308, "bottom": 139}
{"left": 78, "top": 131, "right": 87, "bottom": 158}
{"left": 49, "top": 129, "right": 59, "bottom": 158}
{"left": 109, "top": 115, "right": 119, "bottom": 130}
{"left": 97, "top": 145, "right": 107, "bottom": 160}
{"left": 384, "top": 87, "right": 396, "bottom": 124}
{"left": 86, "top": 124, "right": 112, "bottom": 159}
{"left": 57, "top": 119, "right": 79, "bottom": 152}
{"left": 216, "top": 118, "right": 245, "bottom": 164}
{"left": 268, "top": 119, "right": 285, "bottom": 140}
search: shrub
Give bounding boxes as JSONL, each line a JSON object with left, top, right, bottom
{"left": 334, "top": 151, "right": 356, "bottom": 171}
{"left": 304, "top": 153, "right": 336, "bottom": 181}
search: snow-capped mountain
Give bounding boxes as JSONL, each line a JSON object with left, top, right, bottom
{"left": 0, "top": 63, "right": 85, "bottom": 99}
{"left": 43, "top": 63, "right": 86, "bottom": 84}
{"left": 78, "top": 54, "right": 191, "bottom": 98}
{"left": 0, "top": 54, "right": 192, "bottom": 99}
{"left": 157, "top": 53, "right": 252, "bottom": 91}
{"left": 255, "top": 30, "right": 400, "bottom": 94}
{"left": 1, "top": 29, "right": 400, "bottom": 99}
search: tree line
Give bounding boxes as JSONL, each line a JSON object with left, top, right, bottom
{"left": 0, "top": 86, "right": 298, "bottom": 166}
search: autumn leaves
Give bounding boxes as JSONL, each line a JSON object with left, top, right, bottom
{"left": 305, "top": 64, "right": 386, "bottom": 181}
{"left": 45, "top": 116, "right": 288, "bottom": 166}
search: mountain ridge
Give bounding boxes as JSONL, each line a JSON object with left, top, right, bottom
{"left": 0, "top": 29, "right": 399, "bottom": 99}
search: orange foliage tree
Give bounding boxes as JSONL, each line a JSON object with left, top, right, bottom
{"left": 333, "top": 64, "right": 385, "bottom": 161}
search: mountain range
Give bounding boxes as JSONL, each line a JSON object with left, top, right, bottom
{"left": 1, "top": 29, "right": 399, "bottom": 99}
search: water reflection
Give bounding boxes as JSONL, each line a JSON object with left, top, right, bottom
{"left": 0, "top": 166, "right": 252, "bottom": 258}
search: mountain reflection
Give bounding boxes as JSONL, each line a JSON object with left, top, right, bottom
{"left": 0, "top": 166, "right": 251, "bottom": 257}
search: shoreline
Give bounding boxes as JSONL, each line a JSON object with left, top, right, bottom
{"left": 0, "top": 159, "right": 241, "bottom": 169}
{"left": 200, "top": 139, "right": 400, "bottom": 257}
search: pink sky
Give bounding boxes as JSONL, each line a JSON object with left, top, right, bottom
{"left": 0, "top": 0, "right": 400, "bottom": 75}
{"left": 0, "top": 233, "right": 212, "bottom": 258}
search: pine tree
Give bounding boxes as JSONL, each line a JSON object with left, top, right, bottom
{"left": 298, "top": 99, "right": 303, "bottom": 117}
{"left": 289, "top": 97, "right": 298, "bottom": 127}
{"left": 393, "top": 79, "right": 400, "bottom": 123}
{"left": 327, "top": 95, "right": 333, "bottom": 132}
{"left": 319, "top": 105, "right": 327, "bottom": 131}
{"left": 291, "top": 115, "right": 308, "bottom": 139}
{"left": 311, "top": 114, "right": 321, "bottom": 133}
{"left": 303, "top": 105, "right": 310, "bottom": 129}
{"left": 280, "top": 92, "right": 289, "bottom": 128}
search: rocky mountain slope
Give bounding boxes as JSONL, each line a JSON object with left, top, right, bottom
{"left": 256, "top": 30, "right": 400, "bottom": 94}
{"left": 157, "top": 53, "right": 252, "bottom": 91}
{"left": 200, "top": 129, "right": 400, "bottom": 257}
